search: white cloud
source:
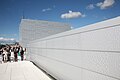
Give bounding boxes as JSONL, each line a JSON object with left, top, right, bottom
{"left": 0, "top": 37, "right": 16, "bottom": 43}
{"left": 42, "top": 8, "right": 52, "bottom": 12}
{"left": 71, "top": 26, "right": 74, "bottom": 29}
{"left": 61, "top": 11, "right": 85, "bottom": 19}
{"left": 81, "top": 14, "right": 86, "bottom": 17}
{"left": 96, "top": 0, "right": 115, "bottom": 9}
{"left": 42, "top": 5, "right": 56, "bottom": 12}
{"left": 96, "top": 2, "right": 103, "bottom": 7}
{"left": 86, "top": 4, "right": 95, "bottom": 9}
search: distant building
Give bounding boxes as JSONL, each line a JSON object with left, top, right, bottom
{"left": 19, "top": 19, "right": 71, "bottom": 47}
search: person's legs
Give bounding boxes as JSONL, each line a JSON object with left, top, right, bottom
{"left": 0, "top": 54, "right": 1, "bottom": 63}
{"left": 4, "top": 54, "right": 7, "bottom": 63}
{"left": 21, "top": 55, "right": 23, "bottom": 61}
{"left": 2, "top": 54, "right": 4, "bottom": 62}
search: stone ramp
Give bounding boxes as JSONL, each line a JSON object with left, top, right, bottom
{"left": 0, "top": 61, "right": 53, "bottom": 80}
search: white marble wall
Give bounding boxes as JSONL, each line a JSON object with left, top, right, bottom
{"left": 27, "top": 17, "right": 120, "bottom": 80}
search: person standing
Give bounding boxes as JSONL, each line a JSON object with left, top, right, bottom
{"left": 7, "top": 47, "right": 11, "bottom": 62}
{"left": 10, "top": 47, "right": 14, "bottom": 62}
{"left": 0, "top": 49, "right": 3, "bottom": 64}
{"left": 18, "top": 46, "right": 21, "bottom": 61}
{"left": 14, "top": 47, "right": 18, "bottom": 62}
{"left": 3, "top": 48, "right": 8, "bottom": 63}
{"left": 1, "top": 48, "right": 4, "bottom": 63}
{"left": 20, "top": 47, "right": 24, "bottom": 61}
{"left": 24, "top": 48, "right": 26, "bottom": 60}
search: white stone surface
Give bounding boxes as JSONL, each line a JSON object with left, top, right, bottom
{"left": 27, "top": 16, "right": 120, "bottom": 80}
{"left": 0, "top": 61, "right": 52, "bottom": 80}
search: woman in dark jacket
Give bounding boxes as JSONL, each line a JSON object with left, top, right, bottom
{"left": 14, "top": 47, "right": 18, "bottom": 62}
{"left": 20, "top": 47, "right": 24, "bottom": 61}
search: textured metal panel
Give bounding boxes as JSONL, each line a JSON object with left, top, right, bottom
{"left": 19, "top": 19, "right": 71, "bottom": 47}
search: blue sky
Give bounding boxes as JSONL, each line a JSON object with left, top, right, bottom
{"left": 0, "top": 0, "right": 120, "bottom": 42}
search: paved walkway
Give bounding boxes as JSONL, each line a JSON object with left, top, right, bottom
{"left": 0, "top": 61, "right": 53, "bottom": 80}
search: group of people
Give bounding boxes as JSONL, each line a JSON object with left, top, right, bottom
{"left": 0, "top": 44, "right": 26, "bottom": 64}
